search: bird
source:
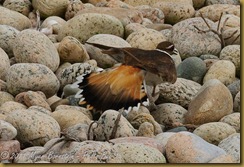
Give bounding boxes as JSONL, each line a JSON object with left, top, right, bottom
{"left": 69, "top": 41, "right": 177, "bottom": 116}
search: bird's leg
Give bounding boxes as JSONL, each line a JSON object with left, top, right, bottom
{"left": 143, "top": 81, "right": 158, "bottom": 111}
{"left": 109, "top": 108, "right": 123, "bottom": 140}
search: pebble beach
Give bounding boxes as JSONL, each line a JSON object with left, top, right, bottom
{"left": 0, "top": 0, "right": 241, "bottom": 164}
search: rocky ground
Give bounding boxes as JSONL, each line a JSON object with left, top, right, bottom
{"left": 0, "top": 0, "right": 241, "bottom": 164}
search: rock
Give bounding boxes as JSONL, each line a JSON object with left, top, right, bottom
{"left": 101, "top": 0, "right": 133, "bottom": 8}
{"left": 208, "top": 154, "right": 235, "bottom": 163}
{"left": 22, "top": 91, "right": 51, "bottom": 111}
{"left": 124, "top": 23, "right": 146, "bottom": 38}
{"left": 6, "top": 63, "right": 60, "bottom": 98}
{"left": 5, "top": 109, "right": 60, "bottom": 146}
{"left": 126, "top": 106, "right": 150, "bottom": 122}
{"left": 13, "top": 29, "right": 60, "bottom": 72}
{"left": 204, "top": 59, "right": 220, "bottom": 70}
{"left": 32, "top": 0, "right": 69, "bottom": 18}
{"left": 135, "top": 5, "right": 165, "bottom": 24}
{"left": 0, "top": 6, "right": 31, "bottom": 31}
{"left": 76, "top": 7, "right": 143, "bottom": 26}
{"left": 40, "top": 16, "right": 66, "bottom": 34}
{"left": 75, "top": 141, "right": 124, "bottom": 163}
{"left": 171, "top": 17, "right": 221, "bottom": 59}
{"left": 3, "top": 0, "right": 32, "bottom": 16}
{"left": 0, "top": 48, "right": 10, "bottom": 81}
{"left": 167, "top": 126, "right": 188, "bottom": 132}
{"left": 153, "top": 2, "right": 195, "bottom": 24}
{"left": 114, "top": 142, "right": 166, "bottom": 163}
{"left": 85, "top": 34, "right": 131, "bottom": 68}
{"left": 223, "top": 27, "right": 240, "bottom": 45}
{"left": 0, "top": 140, "right": 20, "bottom": 161}
{"left": 218, "top": 133, "right": 240, "bottom": 163}
{"left": 193, "top": 122, "right": 236, "bottom": 145}
{"left": 0, "top": 120, "right": 17, "bottom": 141}
{"left": 0, "top": 25, "right": 19, "bottom": 58}
{"left": 13, "top": 146, "right": 45, "bottom": 163}
{"left": 185, "top": 79, "right": 233, "bottom": 125}
{"left": 58, "top": 36, "right": 90, "bottom": 63}
{"left": 55, "top": 105, "right": 92, "bottom": 120}
{"left": 110, "top": 136, "right": 164, "bottom": 153}
{"left": 195, "top": 4, "right": 240, "bottom": 22}
{"left": 0, "top": 114, "right": 6, "bottom": 120}
{"left": 216, "top": 14, "right": 240, "bottom": 31}
{"left": 227, "top": 80, "right": 240, "bottom": 99}
{"left": 136, "top": 122, "right": 155, "bottom": 137}
{"left": 192, "top": 0, "right": 205, "bottom": 9}
{"left": 51, "top": 109, "right": 91, "bottom": 131}
{"left": 177, "top": 57, "right": 207, "bottom": 84}
{"left": 151, "top": 103, "right": 188, "bottom": 126}
{"left": 154, "top": 132, "right": 176, "bottom": 154}
{"left": 0, "top": 91, "right": 14, "bottom": 106}
{"left": 206, "top": 0, "right": 240, "bottom": 6}
{"left": 220, "top": 45, "right": 240, "bottom": 76}
{"left": 233, "top": 91, "right": 240, "bottom": 112}
{"left": 0, "top": 101, "right": 27, "bottom": 115}
{"left": 157, "top": 78, "right": 201, "bottom": 108}
{"left": 220, "top": 113, "right": 240, "bottom": 133}
{"left": 165, "top": 131, "right": 227, "bottom": 163}
{"left": 65, "top": 0, "right": 85, "bottom": 20}
{"left": 130, "top": 113, "right": 162, "bottom": 135}
{"left": 92, "top": 110, "right": 137, "bottom": 141}
{"left": 56, "top": 62, "right": 96, "bottom": 89}
{"left": 63, "top": 123, "right": 89, "bottom": 142}
{"left": 57, "top": 13, "right": 124, "bottom": 43}
{"left": 203, "top": 60, "right": 236, "bottom": 85}
{"left": 126, "top": 28, "right": 166, "bottom": 50}
{"left": 123, "top": 0, "right": 193, "bottom": 7}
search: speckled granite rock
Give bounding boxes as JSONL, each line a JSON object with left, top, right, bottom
{"left": 57, "top": 13, "right": 124, "bottom": 43}
{"left": 0, "top": 101, "right": 27, "bottom": 116}
{"left": 0, "top": 48, "right": 10, "bottom": 81}
{"left": 3, "top": 0, "right": 32, "bottom": 16}
{"left": 157, "top": 78, "right": 201, "bottom": 108}
{"left": 0, "top": 91, "right": 14, "bottom": 106}
{"left": 0, "top": 120, "right": 17, "bottom": 141}
{"left": 6, "top": 63, "right": 60, "bottom": 98}
{"left": 220, "top": 113, "right": 240, "bottom": 133}
{"left": 233, "top": 91, "right": 240, "bottom": 112}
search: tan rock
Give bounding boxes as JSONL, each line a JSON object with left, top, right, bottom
{"left": 220, "top": 113, "right": 240, "bottom": 133}
{"left": 208, "top": 154, "right": 236, "bottom": 163}
{"left": 0, "top": 6, "right": 31, "bottom": 31}
{"left": 0, "top": 101, "right": 27, "bottom": 115}
{"left": 203, "top": 60, "right": 236, "bottom": 85}
{"left": 0, "top": 91, "right": 14, "bottom": 106}
{"left": 0, "top": 48, "right": 10, "bottom": 81}
{"left": 185, "top": 79, "right": 233, "bottom": 125}
{"left": 0, "top": 140, "right": 20, "bottom": 161}
{"left": 3, "top": 0, "right": 32, "bottom": 16}
{"left": 193, "top": 122, "right": 236, "bottom": 145}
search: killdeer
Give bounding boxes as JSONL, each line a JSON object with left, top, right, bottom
{"left": 70, "top": 41, "right": 177, "bottom": 114}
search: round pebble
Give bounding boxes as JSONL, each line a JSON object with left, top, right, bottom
{"left": 136, "top": 122, "right": 155, "bottom": 137}
{"left": 57, "top": 13, "right": 124, "bottom": 43}
{"left": 177, "top": 57, "right": 207, "bottom": 84}
{"left": 5, "top": 109, "right": 60, "bottom": 146}
{"left": 158, "top": 78, "right": 201, "bottom": 108}
{"left": 58, "top": 36, "right": 90, "bottom": 63}
{"left": 220, "top": 45, "right": 240, "bottom": 76}
{"left": 185, "top": 79, "right": 233, "bottom": 125}
{"left": 3, "top": 0, "right": 32, "bottom": 16}
{"left": 203, "top": 60, "right": 236, "bottom": 85}
{"left": 195, "top": 4, "right": 240, "bottom": 22}
{"left": 13, "top": 29, "right": 60, "bottom": 72}
{"left": 165, "top": 131, "right": 227, "bottom": 163}
{"left": 171, "top": 17, "right": 222, "bottom": 59}
{"left": 193, "top": 122, "right": 236, "bottom": 145}
{"left": 0, "top": 6, "right": 31, "bottom": 30}
{"left": 92, "top": 110, "right": 137, "bottom": 141}
{"left": 126, "top": 28, "right": 166, "bottom": 50}
{"left": 51, "top": 109, "right": 91, "bottom": 131}
{"left": 151, "top": 103, "right": 188, "bottom": 126}
{"left": 113, "top": 142, "right": 166, "bottom": 163}
{"left": 0, "top": 25, "right": 19, "bottom": 58}
{"left": 6, "top": 63, "right": 60, "bottom": 98}
{"left": 218, "top": 133, "right": 240, "bottom": 163}
{"left": 153, "top": 1, "right": 195, "bottom": 24}
{"left": 40, "top": 16, "right": 66, "bottom": 34}
{"left": 227, "top": 79, "right": 240, "bottom": 99}
{"left": 0, "top": 48, "right": 10, "bottom": 81}
{"left": 0, "top": 101, "right": 27, "bottom": 115}
{"left": 0, "top": 91, "right": 14, "bottom": 106}
{"left": 32, "top": 0, "right": 69, "bottom": 18}
{"left": 220, "top": 113, "right": 240, "bottom": 133}
{"left": 0, "top": 120, "right": 17, "bottom": 141}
